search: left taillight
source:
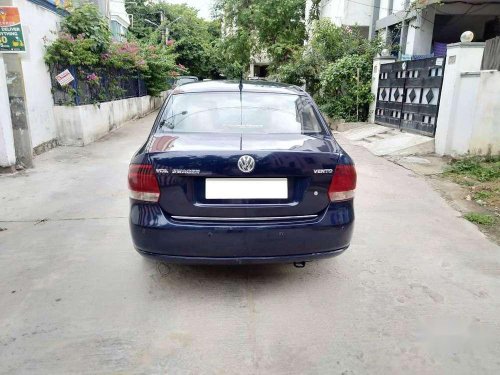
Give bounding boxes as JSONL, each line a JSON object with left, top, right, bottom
{"left": 128, "top": 164, "right": 160, "bottom": 202}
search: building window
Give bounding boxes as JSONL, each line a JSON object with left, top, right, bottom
{"left": 111, "top": 20, "right": 127, "bottom": 42}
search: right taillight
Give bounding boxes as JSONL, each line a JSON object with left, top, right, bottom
{"left": 328, "top": 164, "right": 357, "bottom": 202}
{"left": 128, "top": 164, "right": 160, "bottom": 202}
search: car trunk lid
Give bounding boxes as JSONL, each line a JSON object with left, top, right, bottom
{"left": 148, "top": 133, "right": 341, "bottom": 219}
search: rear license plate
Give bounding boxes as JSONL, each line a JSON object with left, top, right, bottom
{"left": 205, "top": 178, "right": 288, "bottom": 199}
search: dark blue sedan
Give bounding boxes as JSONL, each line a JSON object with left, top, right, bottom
{"left": 128, "top": 81, "right": 356, "bottom": 265}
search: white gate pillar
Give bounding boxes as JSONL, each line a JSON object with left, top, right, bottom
{"left": 435, "top": 42, "right": 485, "bottom": 155}
{"left": 369, "top": 56, "right": 396, "bottom": 123}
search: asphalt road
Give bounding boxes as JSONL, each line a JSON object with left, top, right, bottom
{"left": 1, "top": 112, "right": 499, "bottom": 374}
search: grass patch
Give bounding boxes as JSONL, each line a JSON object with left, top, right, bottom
{"left": 445, "top": 156, "right": 500, "bottom": 182}
{"left": 443, "top": 155, "right": 500, "bottom": 212}
{"left": 464, "top": 212, "right": 497, "bottom": 226}
{"left": 473, "top": 190, "right": 493, "bottom": 200}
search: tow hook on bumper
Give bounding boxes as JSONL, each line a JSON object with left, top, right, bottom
{"left": 293, "top": 261, "right": 306, "bottom": 268}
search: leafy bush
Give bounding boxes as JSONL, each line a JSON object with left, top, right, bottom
{"left": 45, "top": 3, "right": 178, "bottom": 100}
{"left": 45, "top": 33, "right": 99, "bottom": 66}
{"left": 139, "top": 44, "right": 177, "bottom": 96}
{"left": 60, "top": 3, "right": 111, "bottom": 53}
{"left": 274, "top": 20, "right": 382, "bottom": 120}
{"left": 272, "top": 48, "right": 323, "bottom": 94}
{"left": 318, "top": 55, "right": 373, "bottom": 121}
{"left": 44, "top": 4, "right": 110, "bottom": 67}
{"left": 126, "top": 2, "right": 222, "bottom": 79}
{"left": 103, "top": 42, "right": 147, "bottom": 71}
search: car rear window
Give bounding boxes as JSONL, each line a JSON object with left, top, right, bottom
{"left": 176, "top": 77, "right": 198, "bottom": 86}
{"left": 158, "top": 92, "right": 325, "bottom": 134}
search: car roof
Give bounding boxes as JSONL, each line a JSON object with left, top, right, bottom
{"left": 172, "top": 80, "right": 305, "bottom": 95}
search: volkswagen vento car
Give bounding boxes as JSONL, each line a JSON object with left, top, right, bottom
{"left": 128, "top": 80, "right": 356, "bottom": 265}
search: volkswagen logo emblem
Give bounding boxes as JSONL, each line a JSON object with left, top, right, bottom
{"left": 238, "top": 155, "right": 255, "bottom": 173}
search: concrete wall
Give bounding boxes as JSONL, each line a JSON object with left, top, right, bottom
{"left": 17, "top": 0, "right": 60, "bottom": 149}
{"left": 378, "top": 0, "right": 390, "bottom": 19}
{"left": 436, "top": 69, "right": 500, "bottom": 156}
{"left": 319, "top": 0, "right": 372, "bottom": 27}
{"left": 435, "top": 42, "right": 499, "bottom": 156}
{"left": 392, "top": 0, "right": 406, "bottom": 13}
{"left": 468, "top": 71, "right": 500, "bottom": 155}
{"left": 55, "top": 93, "right": 167, "bottom": 146}
{"left": 377, "top": 0, "right": 408, "bottom": 21}
{"left": 444, "top": 72, "right": 481, "bottom": 155}
{"left": 405, "top": 7, "right": 435, "bottom": 55}
{"left": 435, "top": 43, "right": 484, "bottom": 155}
{"left": 369, "top": 56, "right": 396, "bottom": 123}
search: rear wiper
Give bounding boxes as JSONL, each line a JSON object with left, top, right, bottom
{"left": 159, "top": 111, "right": 188, "bottom": 130}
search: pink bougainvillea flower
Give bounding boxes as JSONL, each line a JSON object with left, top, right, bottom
{"left": 86, "top": 73, "right": 99, "bottom": 82}
{"left": 60, "top": 32, "right": 75, "bottom": 41}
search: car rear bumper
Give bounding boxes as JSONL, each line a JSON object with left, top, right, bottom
{"left": 130, "top": 201, "right": 354, "bottom": 264}
{"left": 136, "top": 247, "right": 347, "bottom": 264}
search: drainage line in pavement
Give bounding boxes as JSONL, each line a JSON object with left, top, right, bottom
{"left": 0, "top": 216, "right": 128, "bottom": 224}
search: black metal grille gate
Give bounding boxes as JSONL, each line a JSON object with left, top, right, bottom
{"left": 374, "top": 57, "right": 445, "bottom": 137}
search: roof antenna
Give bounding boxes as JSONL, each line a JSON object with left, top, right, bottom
{"left": 239, "top": 69, "right": 243, "bottom": 126}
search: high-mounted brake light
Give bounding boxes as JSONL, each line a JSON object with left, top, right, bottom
{"left": 128, "top": 164, "right": 160, "bottom": 202}
{"left": 328, "top": 164, "right": 357, "bottom": 202}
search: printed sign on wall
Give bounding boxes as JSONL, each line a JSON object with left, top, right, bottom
{"left": 0, "top": 7, "right": 25, "bottom": 53}
{"left": 55, "top": 69, "right": 75, "bottom": 86}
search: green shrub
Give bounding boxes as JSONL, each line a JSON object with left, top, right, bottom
{"left": 274, "top": 20, "right": 383, "bottom": 120}
{"left": 45, "top": 33, "right": 99, "bottom": 66}
{"left": 139, "top": 44, "right": 178, "bottom": 96}
{"left": 103, "top": 42, "right": 147, "bottom": 71}
{"left": 45, "top": 3, "right": 179, "bottom": 100}
{"left": 60, "top": 3, "right": 111, "bottom": 53}
{"left": 44, "top": 3, "right": 110, "bottom": 66}
{"left": 317, "top": 55, "right": 373, "bottom": 121}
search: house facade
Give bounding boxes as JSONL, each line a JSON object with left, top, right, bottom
{"left": 307, "top": 0, "right": 373, "bottom": 37}
{"left": 369, "top": 0, "right": 500, "bottom": 156}
{"left": 374, "top": 0, "right": 500, "bottom": 59}
{"left": 310, "top": 0, "right": 500, "bottom": 58}
{"left": 90, "top": 0, "right": 131, "bottom": 41}
{"left": 0, "top": 0, "right": 131, "bottom": 169}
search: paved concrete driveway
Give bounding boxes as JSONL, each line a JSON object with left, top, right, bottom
{"left": 1, "top": 112, "right": 499, "bottom": 374}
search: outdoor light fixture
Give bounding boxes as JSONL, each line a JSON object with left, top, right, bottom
{"left": 461, "top": 31, "right": 474, "bottom": 43}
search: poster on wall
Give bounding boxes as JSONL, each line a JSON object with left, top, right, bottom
{"left": 0, "top": 7, "right": 25, "bottom": 53}
{"left": 45, "top": 0, "right": 72, "bottom": 8}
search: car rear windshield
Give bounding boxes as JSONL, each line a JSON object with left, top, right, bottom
{"left": 158, "top": 92, "right": 325, "bottom": 134}
{"left": 176, "top": 77, "right": 198, "bottom": 86}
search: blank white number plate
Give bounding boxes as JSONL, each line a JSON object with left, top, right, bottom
{"left": 205, "top": 178, "right": 288, "bottom": 199}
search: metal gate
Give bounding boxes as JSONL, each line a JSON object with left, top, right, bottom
{"left": 374, "top": 57, "right": 445, "bottom": 137}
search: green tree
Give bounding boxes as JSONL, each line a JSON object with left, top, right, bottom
{"left": 318, "top": 54, "right": 374, "bottom": 121}
{"left": 59, "top": 3, "right": 111, "bottom": 53}
{"left": 126, "top": 1, "right": 221, "bottom": 79}
{"left": 275, "top": 19, "right": 382, "bottom": 120}
{"left": 213, "top": 0, "right": 306, "bottom": 77}
{"left": 139, "top": 43, "right": 177, "bottom": 96}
